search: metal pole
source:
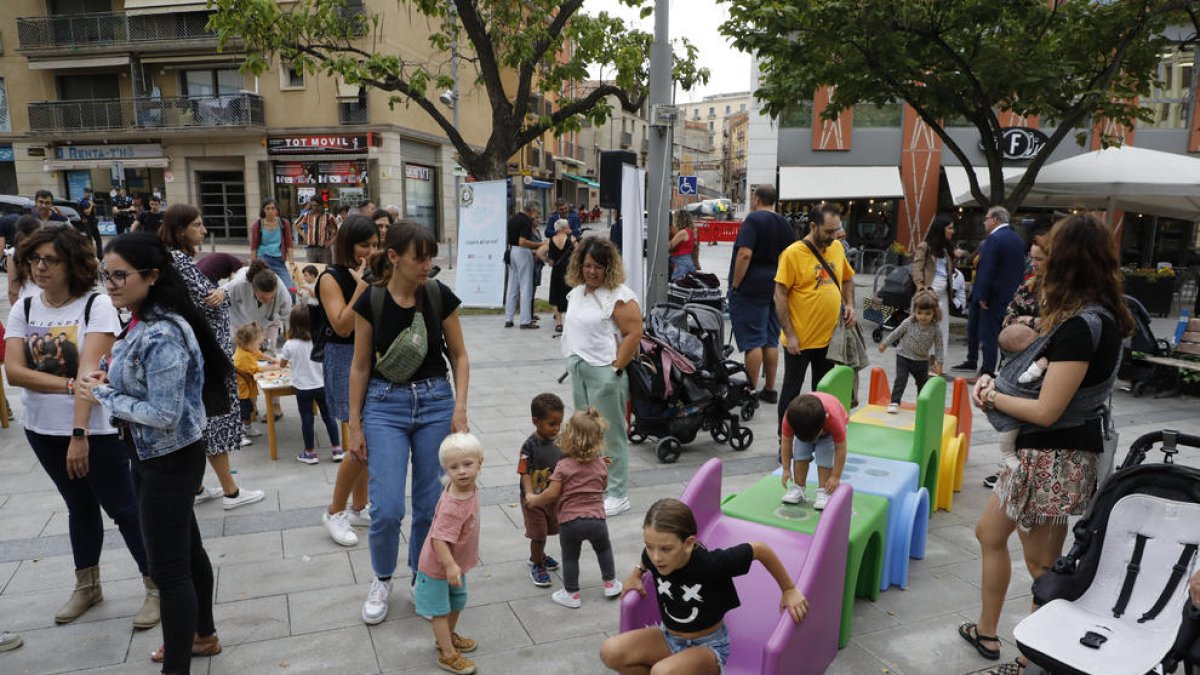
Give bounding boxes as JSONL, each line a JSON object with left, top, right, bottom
{"left": 644, "top": 0, "right": 672, "bottom": 306}
{"left": 451, "top": 4, "right": 460, "bottom": 268}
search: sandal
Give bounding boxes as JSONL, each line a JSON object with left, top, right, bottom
{"left": 987, "top": 658, "right": 1025, "bottom": 675}
{"left": 958, "top": 622, "right": 1001, "bottom": 661}
{"left": 149, "top": 634, "right": 222, "bottom": 663}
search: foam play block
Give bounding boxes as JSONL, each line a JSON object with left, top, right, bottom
{"left": 722, "top": 474, "right": 887, "bottom": 648}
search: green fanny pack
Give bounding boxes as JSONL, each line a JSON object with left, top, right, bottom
{"left": 370, "top": 280, "right": 443, "bottom": 383}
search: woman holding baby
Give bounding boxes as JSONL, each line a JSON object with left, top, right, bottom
{"left": 956, "top": 214, "right": 1133, "bottom": 672}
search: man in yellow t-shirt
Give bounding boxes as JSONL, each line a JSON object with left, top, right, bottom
{"left": 773, "top": 204, "right": 856, "bottom": 429}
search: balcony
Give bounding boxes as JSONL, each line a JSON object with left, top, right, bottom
{"left": 28, "top": 94, "right": 265, "bottom": 135}
{"left": 16, "top": 11, "right": 219, "bottom": 56}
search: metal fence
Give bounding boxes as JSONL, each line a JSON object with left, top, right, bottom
{"left": 16, "top": 11, "right": 216, "bottom": 51}
{"left": 28, "top": 94, "right": 265, "bottom": 134}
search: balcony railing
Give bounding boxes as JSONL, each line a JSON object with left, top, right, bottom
{"left": 28, "top": 94, "right": 265, "bottom": 134}
{"left": 17, "top": 11, "right": 216, "bottom": 52}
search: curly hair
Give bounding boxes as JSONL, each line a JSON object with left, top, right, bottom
{"left": 559, "top": 407, "right": 608, "bottom": 462}
{"left": 1039, "top": 213, "right": 1133, "bottom": 338}
{"left": 16, "top": 223, "right": 98, "bottom": 299}
{"left": 565, "top": 237, "right": 626, "bottom": 289}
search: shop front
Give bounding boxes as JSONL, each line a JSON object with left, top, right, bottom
{"left": 44, "top": 143, "right": 168, "bottom": 213}
{"left": 267, "top": 134, "right": 379, "bottom": 219}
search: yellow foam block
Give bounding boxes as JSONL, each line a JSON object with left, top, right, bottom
{"left": 850, "top": 405, "right": 916, "bottom": 432}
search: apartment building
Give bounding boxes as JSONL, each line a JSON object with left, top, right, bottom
{"left": 0, "top": 0, "right": 493, "bottom": 241}
{"left": 722, "top": 109, "right": 748, "bottom": 208}
{"left": 678, "top": 90, "right": 751, "bottom": 155}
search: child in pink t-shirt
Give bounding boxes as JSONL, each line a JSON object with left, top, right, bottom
{"left": 779, "top": 392, "right": 848, "bottom": 510}
{"left": 413, "top": 433, "right": 483, "bottom": 675}
{"left": 524, "top": 407, "right": 622, "bottom": 609}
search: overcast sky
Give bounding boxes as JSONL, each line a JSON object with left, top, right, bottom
{"left": 581, "top": 0, "right": 751, "bottom": 103}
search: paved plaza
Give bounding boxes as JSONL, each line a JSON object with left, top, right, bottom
{"left": 0, "top": 239, "right": 1196, "bottom": 675}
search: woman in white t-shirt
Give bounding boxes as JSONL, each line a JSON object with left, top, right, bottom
{"left": 561, "top": 237, "right": 643, "bottom": 518}
{"left": 3, "top": 225, "right": 158, "bottom": 629}
{"left": 278, "top": 304, "right": 342, "bottom": 465}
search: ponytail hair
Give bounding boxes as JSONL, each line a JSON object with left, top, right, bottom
{"left": 369, "top": 219, "right": 438, "bottom": 286}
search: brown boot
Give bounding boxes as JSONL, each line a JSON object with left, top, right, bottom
{"left": 55, "top": 566, "right": 102, "bottom": 624}
{"left": 132, "top": 576, "right": 160, "bottom": 629}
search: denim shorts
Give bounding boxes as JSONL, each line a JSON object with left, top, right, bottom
{"left": 728, "top": 290, "right": 780, "bottom": 352}
{"left": 791, "top": 433, "right": 835, "bottom": 468}
{"left": 659, "top": 622, "right": 731, "bottom": 671}
{"left": 412, "top": 570, "right": 468, "bottom": 617}
{"left": 321, "top": 342, "right": 354, "bottom": 422}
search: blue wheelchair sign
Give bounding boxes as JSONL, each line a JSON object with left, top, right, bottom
{"left": 677, "top": 175, "right": 698, "bottom": 195}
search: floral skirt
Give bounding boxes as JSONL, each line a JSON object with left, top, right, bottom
{"left": 994, "top": 447, "right": 1099, "bottom": 532}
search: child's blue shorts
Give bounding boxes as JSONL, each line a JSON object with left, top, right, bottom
{"left": 659, "top": 622, "right": 730, "bottom": 672}
{"left": 413, "top": 570, "right": 468, "bottom": 617}
{"left": 790, "top": 434, "right": 835, "bottom": 468}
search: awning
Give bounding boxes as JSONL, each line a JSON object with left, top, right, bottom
{"left": 778, "top": 166, "right": 904, "bottom": 201}
{"left": 554, "top": 155, "right": 586, "bottom": 168}
{"left": 29, "top": 55, "right": 130, "bottom": 70}
{"left": 945, "top": 165, "right": 1026, "bottom": 206}
{"left": 124, "top": 0, "right": 213, "bottom": 15}
{"left": 525, "top": 179, "right": 553, "bottom": 190}
{"left": 564, "top": 173, "right": 600, "bottom": 189}
{"left": 44, "top": 158, "right": 170, "bottom": 170}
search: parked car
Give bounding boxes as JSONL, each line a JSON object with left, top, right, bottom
{"left": 0, "top": 194, "right": 81, "bottom": 228}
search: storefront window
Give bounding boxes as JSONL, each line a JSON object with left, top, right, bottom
{"left": 404, "top": 163, "right": 439, "bottom": 236}
{"left": 855, "top": 102, "right": 902, "bottom": 127}
{"left": 273, "top": 159, "right": 368, "bottom": 218}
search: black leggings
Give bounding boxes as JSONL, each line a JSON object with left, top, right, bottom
{"left": 892, "top": 355, "right": 930, "bottom": 404}
{"left": 128, "top": 438, "right": 214, "bottom": 675}
{"left": 559, "top": 517, "right": 615, "bottom": 593}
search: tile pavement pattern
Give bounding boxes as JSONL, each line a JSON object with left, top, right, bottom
{"left": 0, "top": 241, "right": 1196, "bottom": 674}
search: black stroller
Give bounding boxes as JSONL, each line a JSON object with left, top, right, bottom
{"left": 626, "top": 303, "right": 756, "bottom": 463}
{"left": 863, "top": 264, "right": 916, "bottom": 343}
{"left": 1015, "top": 430, "right": 1200, "bottom": 675}
{"left": 1122, "top": 294, "right": 1182, "bottom": 398}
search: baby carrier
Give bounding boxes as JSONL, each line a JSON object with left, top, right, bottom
{"left": 627, "top": 303, "right": 755, "bottom": 463}
{"left": 1015, "top": 430, "right": 1200, "bottom": 675}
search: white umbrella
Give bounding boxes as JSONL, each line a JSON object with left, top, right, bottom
{"left": 954, "top": 146, "right": 1200, "bottom": 221}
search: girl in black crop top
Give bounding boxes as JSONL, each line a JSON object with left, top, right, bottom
{"left": 600, "top": 499, "right": 809, "bottom": 674}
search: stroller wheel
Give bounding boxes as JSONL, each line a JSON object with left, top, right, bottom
{"left": 872, "top": 327, "right": 884, "bottom": 343}
{"left": 656, "top": 437, "right": 681, "bottom": 464}
{"left": 1131, "top": 381, "right": 1148, "bottom": 398}
{"left": 710, "top": 420, "right": 731, "bottom": 444}
{"left": 740, "top": 398, "right": 758, "bottom": 422}
{"left": 628, "top": 429, "right": 647, "bottom": 444}
{"left": 730, "top": 426, "right": 753, "bottom": 452}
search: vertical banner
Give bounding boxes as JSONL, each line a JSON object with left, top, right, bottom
{"left": 454, "top": 180, "right": 507, "bottom": 308}
{"left": 620, "top": 165, "right": 647, "bottom": 306}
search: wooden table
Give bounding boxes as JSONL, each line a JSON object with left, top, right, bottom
{"left": 258, "top": 370, "right": 293, "bottom": 461}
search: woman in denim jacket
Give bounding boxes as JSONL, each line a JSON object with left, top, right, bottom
{"left": 79, "top": 233, "right": 234, "bottom": 675}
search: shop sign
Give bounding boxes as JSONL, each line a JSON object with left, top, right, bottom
{"left": 405, "top": 164, "right": 433, "bottom": 181}
{"left": 980, "top": 127, "right": 1048, "bottom": 161}
{"left": 267, "top": 135, "right": 369, "bottom": 154}
{"left": 27, "top": 147, "right": 46, "bottom": 158}
{"left": 54, "top": 144, "right": 163, "bottom": 161}
{"left": 0, "top": 146, "right": 12, "bottom": 162}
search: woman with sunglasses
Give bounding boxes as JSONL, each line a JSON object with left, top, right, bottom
{"left": 4, "top": 225, "right": 156, "bottom": 629}
{"left": 79, "top": 233, "right": 234, "bottom": 675}
{"left": 157, "top": 204, "right": 265, "bottom": 510}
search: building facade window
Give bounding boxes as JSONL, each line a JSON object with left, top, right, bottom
{"left": 280, "top": 65, "right": 305, "bottom": 90}
{"left": 338, "top": 96, "right": 368, "bottom": 124}
{"left": 855, "top": 102, "right": 903, "bottom": 127}
{"left": 0, "top": 79, "right": 9, "bottom": 133}
{"left": 1146, "top": 45, "right": 1193, "bottom": 129}
{"left": 780, "top": 101, "right": 813, "bottom": 128}
{"left": 181, "top": 68, "right": 242, "bottom": 97}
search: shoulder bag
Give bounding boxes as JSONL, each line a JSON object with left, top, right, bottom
{"left": 369, "top": 280, "right": 443, "bottom": 383}
{"left": 801, "top": 240, "right": 869, "bottom": 370}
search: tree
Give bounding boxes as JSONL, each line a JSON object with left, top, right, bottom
{"left": 719, "top": 0, "right": 1200, "bottom": 212}
{"left": 208, "top": 0, "right": 708, "bottom": 180}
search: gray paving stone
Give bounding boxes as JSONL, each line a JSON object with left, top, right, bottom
{"left": 5, "top": 553, "right": 141, "bottom": 594}
{"left": 856, "top": 612, "right": 1000, "bottom": 675}
{"left": 0, "top": 576, "right": 146, "bottom": 632}
{"left": 282, "top": 524, "right": 369, "bottom": 558}
{"left": 508, "top": 590, "right": 622, "bottom": 644}
{"left": 828, "top": 641, "right": 903, "bottom": 675}
{"left": 371, "top": 601, "right": 533, "bottom": 671}
{"left": 204, "top": 530, "right": 285, "bottom": 567}
{"left": 869, "top": 567, "right": 981, "bottom": 624}
{"left": 212, "top": 593, "right": 291, "bottom": 647}
{"left": 288, "top": 582, "right": 418, "bottom": 635}
{"left": 208, "top": 624, "right": 378, "bottom": 675}
{"left": 0, "top": 616, "right": 133, "bottom": 675}
{"left": 215, "top": 550, "right": 354, "bottom": 603}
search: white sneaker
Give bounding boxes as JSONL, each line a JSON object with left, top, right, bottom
{"left": 323, "top": 510, "right": 358, "bottom": 547}
{"left": 194, "top": 486, "right": 223, "bottom": 505}
{"left": 813, "top": 488, "right": 830, "bottom": 511}
{"left": 603, "top": 580, "right": 623, "bottom": 598}
{"left": 781, "top": 484, "right": 806, "bottom": 505}
{"left": 552, "top": 588, "right": 582, "bottom": 609}
{"left": 239, "top": 436, "right": 253, "bottom": 447}
{"left": 362, "top": 578, "right": 391, "bottom": 624}
{"left": 222, "top": 488, "right": 265, "bottom": 510}
{"left": 242, "top": 424, "right": 262, "bottom": 437}
{"left": 603, "top": 496, "right": 631, "bottom": 517}
{"left": 886, "top": 403, "right": 899, "bottom": 414}
{"left": 346, "top": 506, "right": 371, "bottom": 528}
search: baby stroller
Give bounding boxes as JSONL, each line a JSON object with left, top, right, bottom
{"left": 627, "top": 303, "right": 755, "bottom": 463}
{"left": 1122, "top": 295, "right": 1179, "bottom": 398}
{"left": 863, "top": 264, "right": 915, "bottom": 343}
{"left": 1014, "top": 430, "right": 1200, "bottom": 675}
{"left": 667, "top": 271, "right": 725, "bottom": 311}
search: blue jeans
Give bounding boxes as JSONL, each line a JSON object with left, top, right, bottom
{"left": 295, "top": 386, "right": 340, "bottom": 451}
{"left": 260, "top": 254, "right": 294, "bottom": 291}
{"left": 363, "top": 377, "right": 455, "bottom": 578}
{"left": 669, "top": 254, "right": 696, "bottom": 280}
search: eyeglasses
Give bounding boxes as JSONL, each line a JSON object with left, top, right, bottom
{"left": 26, "top": 255, "right": 63, "bottom": 268}
{"left": 100, "top": 269, "right": 150, "bottom": 287}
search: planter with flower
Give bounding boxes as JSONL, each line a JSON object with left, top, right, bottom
{"left": 885, "top": 241, "right": 910, "bottom": 266}
{"left": 1123, "top": 266, "right": 1176, "bottom": 317}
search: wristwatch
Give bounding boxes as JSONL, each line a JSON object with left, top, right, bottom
{"left": 71, "top": 428, "right": 87, "bottom": 438}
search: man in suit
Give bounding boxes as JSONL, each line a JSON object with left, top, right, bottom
{"left": 952, "top": 206, "right": 1025, "bottom": 377}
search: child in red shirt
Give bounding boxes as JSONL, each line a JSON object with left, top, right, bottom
{"left": 779, "top": 392, "right": 848, "bottom": 510}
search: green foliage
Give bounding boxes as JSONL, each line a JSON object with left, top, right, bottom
{"left": 719, "top": 0, "right": 1198, "bottom": 209}
{"left": 206, "top": 0, "right": 709, "bottom": 179}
